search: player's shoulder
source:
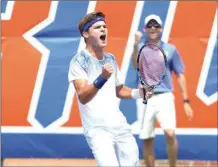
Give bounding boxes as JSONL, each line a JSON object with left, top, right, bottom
{"left": 104, "top": 52, "right": 116, "bottom": 61}
{"left": 71, "top": 50, "right": 91, "bottom": 64}
{"left": 138, "top": 41, "right": 145, "bottom": 49}
{"left": 69, "top": 51, "right": 91, "bottom": 72}
{"left": 162, "top": 41, "right": 177, "bottom": 52}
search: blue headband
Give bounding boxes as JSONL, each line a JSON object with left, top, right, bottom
{"left": 82, "top": 16, "right": 105, "bottom": 32}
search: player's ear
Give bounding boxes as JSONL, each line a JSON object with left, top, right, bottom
{"left": 82, "top": 31, "right": 89, "bottom": 39}
{"left": 159, "top": 28, "right": 163, "bottom": 33}
{"left": 143, "top": 27, "right": 147, "bottom": 33}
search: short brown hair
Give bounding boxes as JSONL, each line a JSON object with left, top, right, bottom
{"left": 78, "top": 11, "right": 105, "bottom": 36}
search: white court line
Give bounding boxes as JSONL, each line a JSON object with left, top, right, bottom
{"left": 1, "top": 1, "right": 15, "bottom": 20}
{"left": 1, "top": 127, "right": 217, "bottom": 135}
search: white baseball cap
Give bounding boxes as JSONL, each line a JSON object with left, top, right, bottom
{"left": 144, "top": 14, "right": 162, "bottom": 26}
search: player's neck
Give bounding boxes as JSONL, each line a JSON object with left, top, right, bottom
{"left": 86, "top": 45, "right": 104, "bottom": 60}
{"left": 147, "top": 38, "right": 161, "bottom": 45}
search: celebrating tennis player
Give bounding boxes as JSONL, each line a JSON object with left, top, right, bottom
{"left": 68, "top": 11, "right": 152, "bottom": 166}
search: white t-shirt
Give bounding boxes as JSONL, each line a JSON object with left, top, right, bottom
{"left": 68, "top": 49, "right": 129, "bottom": 132}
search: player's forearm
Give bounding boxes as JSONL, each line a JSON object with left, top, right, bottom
{"left": 116, "top": 85, "right": 142, "bottom": 99}
{"left": 76, "top": 74, "right": 109, "bottom": 104}
{"left": 131, "top": 44, "right": 139, "bottom": 70}
{"left": 116, "top": 85, "right": 133, "bottom": 99}
{"left": 77, "top": 85, "right": 98, "bottom": 104}
{"left": 177, "top": 73, "right": 189, "bottom": 100}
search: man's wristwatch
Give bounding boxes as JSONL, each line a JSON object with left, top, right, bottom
{"left": 183, "top": 99, "right": 190, "bottom": 103}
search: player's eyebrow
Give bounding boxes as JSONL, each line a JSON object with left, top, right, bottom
{"left": 94, "top": 24, "right": 107, "bottom": 29}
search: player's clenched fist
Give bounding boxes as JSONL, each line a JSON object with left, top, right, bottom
{"left": 134, "top": 31, "right": 143, "bottom": 45}
{"left": 101, "top": 63, "right": 113, "bottom": 79}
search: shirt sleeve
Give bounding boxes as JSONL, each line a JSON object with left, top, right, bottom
{"left": 68, "top": 57, "right": 88, "bottom": 82}
{"left": 171, "top": 48, "right": 185, "bottom": 75}
{"left": 114, "top": 61, "right": 124, "bottom": 86}
{"left": 138, "top": 42, "right": 144, "bottom": 50}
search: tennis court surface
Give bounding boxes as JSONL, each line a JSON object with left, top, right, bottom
{"left": 3, "top": 158, "right": 218, "bottom": 167}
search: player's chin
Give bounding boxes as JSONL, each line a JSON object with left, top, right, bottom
{"left": 150, "top": 35, "right": 158, "bottom": 40}
{"left": 99, "top": 42, "right": 107, "bottom": 47}
{"left": 149, "top": 35, "right": 158, "bottom": 40}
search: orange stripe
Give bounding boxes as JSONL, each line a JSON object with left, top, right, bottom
{"left": 95, "top": 1, "right": 137, "bottom": 67}
{"left": 2, "top": 1, "right": 51, "bottom": 126}
{"left": 169, "top": 2, "right": 217, "bottom": 128}
{"left": 64, "top": 97, "right": 81, "bottom": 127}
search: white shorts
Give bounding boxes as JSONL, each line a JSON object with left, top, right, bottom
{"left": 137, "top": 92, "right": 176, "bottom": 139}
{"left": 85, "top": 126, "right": 139, "bottom": 166}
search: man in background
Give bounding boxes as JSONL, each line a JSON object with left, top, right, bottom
{"left": 131, "top": 14, "right": 193, "bottom": 167}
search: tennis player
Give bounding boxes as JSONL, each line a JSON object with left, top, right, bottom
{"left": 131, "top": 14, "right": 193, "bottom": 167}
{"left": 68, "top": 11, "right": 152, "bottom": 166}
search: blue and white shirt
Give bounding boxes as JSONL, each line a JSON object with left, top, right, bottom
{"left": 138, "top": 41, "right": 184, "bottom": 93}
{"left": 68, "top": 49, "right": 129, "bottom": 132}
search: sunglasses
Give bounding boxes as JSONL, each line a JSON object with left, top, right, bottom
{"left": 146, "top": 24, "right": 161, "bottom": 29}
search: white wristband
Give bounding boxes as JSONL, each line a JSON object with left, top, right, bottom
{"left": 131, "top": 89, "right": 141, "bottom": 99}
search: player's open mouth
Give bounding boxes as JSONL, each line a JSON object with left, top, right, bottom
{"left": 100, "top": 34, "right": 106, "bottom": 41}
